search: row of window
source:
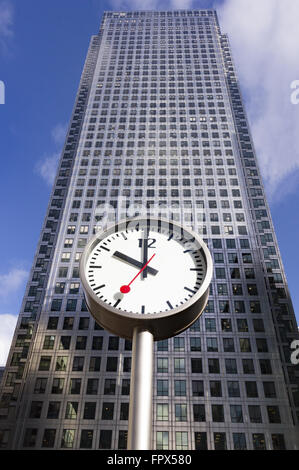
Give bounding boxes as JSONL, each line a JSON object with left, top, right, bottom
{"left": 27, "top": 400, "right": 282, "bottom": 425}
{"left": 32, "top": 356, "right": 274, "bottom": 376}
{"left": 18, "top": 428, "right": 286, "bottom": 450}
{"left": 28, "top": 376, "right": 278, "bottom": 399}
{"left": 34, "top": 335, "right": 269, "bottom": 358}
{"left": 47, "top": 296, "right": 261, "bottom": 316}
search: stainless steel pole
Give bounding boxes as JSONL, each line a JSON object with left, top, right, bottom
{"left": 127, "top": 327, "right": 154, "bottom": 450}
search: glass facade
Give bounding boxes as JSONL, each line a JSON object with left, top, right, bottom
{"left": 0, "top": 9, "right": 298, "bottom": 450}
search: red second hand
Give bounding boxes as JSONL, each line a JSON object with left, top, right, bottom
{"left": 120, "top": 253, "right": 156, "bottom": 294}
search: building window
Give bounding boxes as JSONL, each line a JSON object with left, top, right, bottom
{"left": 194, "top": 432, "right": 207, "bottom": 450}
{"left": 42, "top": 429, "right": 56, "bottom": 448}
{"left": 208, "top": 358, "right": 220, "bottom": 374}
{"left": 212, "top": 404, "right": 224, "bottom": 422}
{"left": 121, "top": 379, "right": 130, "bottom": 396}
{"left": 29, "top": 401, "right": 43, "bottom": 419}
{"left": 102, "top": 403, "right": 114, "bottom": 420}
{"left": 52, "top": 378, "right": 64, "bottom": 394}
{"left": 272, "top": 434, "right": 286, "bottom": 450}
{"left": 191, "top": 358, "right": 202, "bottom": 373}
{"left": 267, "top": 406, "right": 281, "bottom": 424}
{"left": 157, "top": 339, "right": 168, "bottom": 351}
{"left": 47, "top": 401, "right": 60, "bottom": 419}
{"left": 156, "top": 431, "right": 169, "bottom": 450}
{"left": 242, "top": 359, "right": 255, "bottom": 374}
{"left": 233, "top": 433, "right": 246, "bottom": 450}
{"left": 83, "top": 402, "right": 96, "bottom": 420}
{"left": 248, "top": 405, "right": 262, "bottom": 423}
{"left": 106, "top": 357, "right": 118, "bottom": 372}
{"left": 43, "top": 335, "right": 55, "bottom": 350}
{"left": 173, "top": 337, "right": 185, "bottom": 351}
{"left": 214, "top": 432, "right": 226, "bottom": 450}
{"left": 89, "top": 357, "right": 101, "bottom": 372}
{"left": 92, "top": 336, "right": 103, "bottom": 350}
{"left": 63, "top": 317, "right": 74, "bottom": 330}
{"left": 108, "top": 336, "right": 119, "bottom": 350}
{"left": 190, "top": 337, "right": 201, "bottom": 352}
{"left": 263, "top": 382, "right": 276, "bottom": 398}
{"left": 65, "top": 402, "right": 78, "bottom": 419}
{"left": 120, "top": 402, "right": 129, "bottom": 421}
{"left": 174, "top": 380, "right": 186, "bottom": 396}
{"left": 104, "top": 379, "right": 116, "bottom": 395}
{"left": 175, "top": 404, "right": 187, "bottom": 421}
{"left": 156, "top": 404, "right": 169, "bottom": 421}
{"left": 61, "top": 429, "right": 75, "bottom": 449}
{"left": 99, "top": 430, "right": 112, "bottom": 449}
{"left": 230, "top": 405, "right": 243, "bottom": 423}
{"left": 175, "top": 431, "right": 188, "bottom": 450}
{"left": 55, "top": 356, "right": 68, "bottom": 371}
{"left": 80, "top": 430, "right": 93, "bottom": 449}
{"left": 23, "top": 428, "right": 37, "bottom": 448}
{"left": 193, "top": 404, "right": 205, "bottom": 422}
{"left": 239, "top": 338, "right": 251, "bottom": 352}
{"left": 207, "top": 337, "right": 218, "bottom": 352}
{"left": 157, "top": 358, "right": 168, "bottom": 373}
{"left": 86, "top": 378, "right": 98, "bottom": 395}
{"left": 39, "top": 356, "right": 51, "bottom": 371}
{"left": 252, "top": 434, "right": 266, "bottom": 450}
{"left": 75, "top": 336, "right": 87, "bottom": 350}
{"left": 174, "top": 358, "right": 185, "bottom": 373}
{"left": 34, "top": 378, "right": 47, "bottom": 394}
{"left": 69, "top": 378, "right": 81, "bottom": 395}
{"left": 118, "top": 431, "right": 127, "bottom": 450}
{"left": 157, "top": 380, "right": 168, "bottom": 396}
{"left": 245, "top": 381, "right": 258, "bottom": 398}
{"left": 210, "top": 380, "right": 222, "bottom": 397}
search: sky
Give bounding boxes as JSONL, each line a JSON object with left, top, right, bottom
{"left": 0, "top": 0, "right": 298, "bottom": 366}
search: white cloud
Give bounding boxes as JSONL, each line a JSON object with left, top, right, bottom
{"left": 51, "top": 123, "right": 67, "bottom": 146}
{"left": 0, "top": 268, "right": 28, "bottom": 299}
{"left": 35, "top": 122, "right": 67, "bottom": 186}
{"left": 35, "top": 152, "right": 60, "bottom": 186}
{"left": 0, "top": 0, "right": 13, "bottom": 54}
{"left": 218, "top": 0, "right": 299, "bottom": 201}
{"left": 0, "top": 314, "right": 17, "bottom": 367}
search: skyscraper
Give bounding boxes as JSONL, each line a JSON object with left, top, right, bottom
{"left": 0, "top": 9, "right": 298, "bottom": 450}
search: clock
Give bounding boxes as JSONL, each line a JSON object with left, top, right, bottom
{"left": 79, "top": 217, "right": 213, "bottom": 340}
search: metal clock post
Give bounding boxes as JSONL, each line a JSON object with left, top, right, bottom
{"left": 80, "top": 217, "right": 213, "bottom": 450}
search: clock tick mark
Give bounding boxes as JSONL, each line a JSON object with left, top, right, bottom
{"left": 100, "top": 246, "right": 110, "bottom": 252}
{"left": 184, "top": 287, "right": 196, "bottom": 294}
{"left": 93, "top": 284, "right": 105, "bottom": 292}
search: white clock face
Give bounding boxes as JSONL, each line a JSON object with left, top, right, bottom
{"left": 84, "top": 220, "right": 207, "bottom": 315}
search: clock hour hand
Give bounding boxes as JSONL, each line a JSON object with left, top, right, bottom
{"left": 112, "top": 251, "right": 158, "bottom": 276}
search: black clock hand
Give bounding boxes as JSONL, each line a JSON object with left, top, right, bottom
{"left": 141, "top": 228, "right": 149, "bottom": 280}
{"left": 112, "top": 251, "right": 158, "bottom": 276}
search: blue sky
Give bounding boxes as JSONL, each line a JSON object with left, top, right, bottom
{"left": 0, "top": 0, "right": 298, "bottom": 365}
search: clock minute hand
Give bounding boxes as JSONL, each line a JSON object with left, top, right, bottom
{"left": 142, "top": 229, "right": 149, "bottom": 280}
{"left": 113, "top": 251, "right": 158, "bottom": 276}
